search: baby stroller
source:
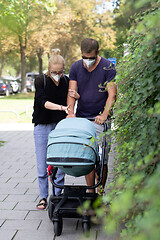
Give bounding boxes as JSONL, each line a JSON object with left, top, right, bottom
{"left": 46, "top": 117, "right": 107, "bottom": 236}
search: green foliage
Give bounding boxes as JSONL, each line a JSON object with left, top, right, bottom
{"left": 0, "top": 140, "right": 5, "bottom": 147}
{"left": 101, "top": 5, "right": 160, "bottom": 239}
{"left": 112, "top": 0, "right": 158, "bottom": 62}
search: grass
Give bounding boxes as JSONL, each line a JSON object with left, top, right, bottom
{"left": 0, "top": 92, "right": 34, "bottom": 123}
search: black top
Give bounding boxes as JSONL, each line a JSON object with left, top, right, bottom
{"left": 32, "top": 74, "right": 69, "bottom": 125}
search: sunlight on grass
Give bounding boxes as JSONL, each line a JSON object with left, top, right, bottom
{"left": 0, "top": 93, "right": 34, "bottom": 123}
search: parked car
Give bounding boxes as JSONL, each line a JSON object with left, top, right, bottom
{"left": 10, "top": 80, "right": 19, "bottom": 93}
{"left": 0, "top": 79, "right": 13, "bottom": 96}
{"left": 15, "top": 78, "right": 22, "bottom": 92}
{"left": 26, "top": 72, "right": 39, "bottom": 92}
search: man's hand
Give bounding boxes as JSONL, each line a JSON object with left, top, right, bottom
{"left": 94, "top": 115, "right": 107, "bottom": 125}
{"left": 66, "top": 113, "right": 76, "bottom": 118}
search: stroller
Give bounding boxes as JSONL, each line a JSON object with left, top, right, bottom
{"left": 46, "top": 117, "right": 107, "bottom": 236}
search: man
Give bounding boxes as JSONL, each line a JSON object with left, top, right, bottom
{"left": 67, "top": 38, "right": 117, "bottom": 194}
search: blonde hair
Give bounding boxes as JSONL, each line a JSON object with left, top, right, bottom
{"left": 47, "top": 48, "right": 65, "bottom": 75}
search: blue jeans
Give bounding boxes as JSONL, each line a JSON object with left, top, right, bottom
{"left": 34, "top": 123, "right": 65, "bottom": 198}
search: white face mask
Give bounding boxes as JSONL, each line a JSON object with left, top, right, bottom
{"left": 51, "top": 73, "right": 62, "bottom": 82}
{"left": 83, "top": 59, "right": 96, "bottom": 68}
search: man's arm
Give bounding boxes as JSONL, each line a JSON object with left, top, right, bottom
{"left": 95, "top": 82, "right": 117, "bottom": 124}
{"left": 67, "top": 80, "right": 77, "bottom": 117}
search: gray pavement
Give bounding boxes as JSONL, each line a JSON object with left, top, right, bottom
{"left": 0, "top": 123, "right": 117, "bottom": 240}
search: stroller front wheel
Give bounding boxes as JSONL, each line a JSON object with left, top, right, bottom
{"left": 54, "top": 218, "right": 63, "bottom": 236}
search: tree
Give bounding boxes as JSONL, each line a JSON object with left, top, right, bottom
{"left": 0, "top": 0, "right": 56, "bottom": 92}
{"left": 0, "top": 22, "right": 19, "bottom": 77}
{"left": 112, "top": 0, "right": 154, "bottom": 61}
{"left": 0, "top": 0, "right": 116, "bottom": 80}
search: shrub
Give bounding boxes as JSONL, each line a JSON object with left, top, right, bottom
{"left": 102, "top": 7, "right": 160, "bottom": 240}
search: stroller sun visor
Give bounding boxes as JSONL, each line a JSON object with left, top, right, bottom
{"left": 47, "top": 118, "right": 99, "bottom": 177}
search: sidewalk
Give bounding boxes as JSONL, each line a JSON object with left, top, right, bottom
{"left": 0, "top": 123, "right": 116, "bottom": 240}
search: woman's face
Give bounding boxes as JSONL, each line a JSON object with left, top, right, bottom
{"left": 50, "top": 64, "right": 64, "bottom": 83}
{"left": 50, "top": 64, "right": 64, "bottom": 76}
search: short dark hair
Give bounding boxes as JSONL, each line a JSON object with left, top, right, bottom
{"left": 81, "top": 38, "right": 99, "bottom": 54}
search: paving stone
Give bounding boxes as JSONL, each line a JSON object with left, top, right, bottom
{"left": 0, "top": 194, "right": 9, "bottom": 202}
{"left": 0, "top": 210, "right": 28, "bottom": 220}
{"left": 0, "top": 126, "right": 117, "bottom": 240}
{"left": 0, "top": 201, "right": 19, "bottom": 210}
{"left": 0, "top": 187, "right": 28, "bottom": 195}
{"left": 6, "top": 177, "right": 37, "bottom": 183}
{"left": 3, "top": 194, "right": 38, "bottom": 203}
{"left": 0, "top": 177, "right": 12, "bottom": 183}
{"left": 0, "top": 230, "right": 17, "bottom": 240}
{"left": 0, "top": 182, "right": 19, "bottom": 189}
{"left": 25, "top": 188, "right": 40, "bottom": 195}
{"left": 14, "top": 201, "right": 39, "bottom": 211}
{"left": 13, "top": 230, "right": 55, "bottom": 240}
{"left": 14, "top": 181, "right": 38, "bottom": 189}
{"left": 25, "top": 209, "right": 49, "bottom": 220}
{"left": 1, "top": 219, "right": 41, "bottom": 230}
{"left": 0, "top": 219, "right": 5, "bottom": 227}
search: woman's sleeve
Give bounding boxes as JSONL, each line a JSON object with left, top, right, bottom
{"left": 34, "top": 76, "right": 47, "bottom": 109}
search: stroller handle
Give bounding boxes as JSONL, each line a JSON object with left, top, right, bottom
{"left": 87, "top": 117, "right": 108, "bottom": 131}
{"left": 86, "top": 117, "right": 108, "bottom": 189}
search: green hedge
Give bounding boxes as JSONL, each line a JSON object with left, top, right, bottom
{"left": 102, "top": 7, "right": 160, "bottom": 240}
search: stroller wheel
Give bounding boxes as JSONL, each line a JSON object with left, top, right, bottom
{"left": 48, "top": 196, "right": 55, "bottom": 220}
{"left": 54, "top": 218, "right": 63, "bottom": 236}
{"left": 82, "top": 221, "right": 90, "bottom": 236}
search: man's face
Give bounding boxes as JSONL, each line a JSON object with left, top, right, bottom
{"left": 82, "top": 50, "right": 98, "bottom": 68}
{"left": 82, "top": 50, "right": 97, "bottom": 60}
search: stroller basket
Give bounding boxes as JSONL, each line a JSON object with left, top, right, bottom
{"left": 47, "top": 118, "right": 99, "bottom": 177}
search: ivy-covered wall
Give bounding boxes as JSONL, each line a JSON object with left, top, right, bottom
{"left": 103, "top": 7, "right": 160, "bottom": 240}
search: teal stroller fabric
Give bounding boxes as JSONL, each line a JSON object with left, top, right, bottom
{"left": 47, "top": 118, "right": 99, "bottom": 177}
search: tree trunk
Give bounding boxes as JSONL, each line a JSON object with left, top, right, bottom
{"left": 19, "top": 39, "right": 27, "bottom": 93}
{"left": 36, "top": 47, "right": 43, "bottom": 75}
{"left": 0, "top": 56, "right": 6, "bottom": 78}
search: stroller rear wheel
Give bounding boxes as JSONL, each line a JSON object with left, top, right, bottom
{"left": 54, "top": 218, "right": 63, "bottom": 236}
{"left": 48, "top": 196, "right": 55, "bottom": 220}
{"left": 82, "top": 216, "right": 90, "bottom": 236}
{"left": 82, "top": 221, "right": 90, "bottom": 236}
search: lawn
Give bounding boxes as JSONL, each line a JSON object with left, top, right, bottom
{"left": 0, "top": 92, "right": 34, "bottom": 123}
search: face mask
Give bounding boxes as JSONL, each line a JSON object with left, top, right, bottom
{"left": 51, "top": 73, "right": 62, "bottom": 82}
{"left": 83, "top": 58, "right": 96, "bottom": 68}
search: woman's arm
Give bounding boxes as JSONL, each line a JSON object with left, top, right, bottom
{"left": 68, "top": 89, "right": 80, "bottom": 100}
{"left": 44, "top": 101, "right": 70, "bottom": 113}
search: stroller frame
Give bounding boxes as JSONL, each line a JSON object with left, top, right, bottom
{"left": 47, "top": 120, "right": 107, "bottom": 236}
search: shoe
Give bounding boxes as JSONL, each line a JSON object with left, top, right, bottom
{"left": 36, "top": 198, "right": 47, "bottom": 210}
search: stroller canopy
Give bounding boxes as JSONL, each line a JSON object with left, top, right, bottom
{"left": 47, "top": 118, "right": 99, "bottom": 177}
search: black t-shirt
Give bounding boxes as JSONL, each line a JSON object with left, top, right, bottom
{"left": 32, "top": 74, "right": 69, "bottom": 124}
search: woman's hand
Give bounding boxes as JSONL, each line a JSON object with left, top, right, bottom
{"left": 60, "top": 104, "right": 71, "bottom": 114}
{"left": 68, "top": 89, "right": 80, "bottom": 100}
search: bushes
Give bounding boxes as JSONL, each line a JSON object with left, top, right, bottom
{"left": 102, "top": 7, "right": 160, "bottom": 240}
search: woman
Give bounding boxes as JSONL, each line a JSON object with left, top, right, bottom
{"left": 32, "top": 49, "right": 79, "bottom": 209}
